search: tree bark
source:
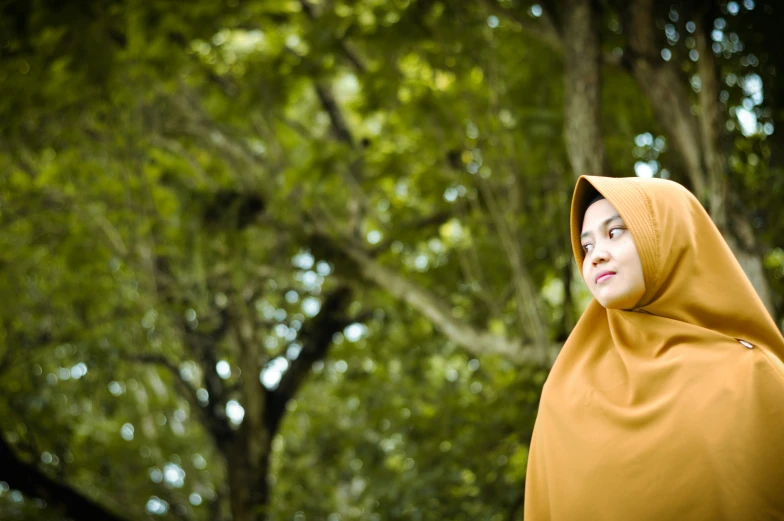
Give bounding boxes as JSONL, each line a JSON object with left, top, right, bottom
{"left": 224, "top": 425, "right": 271, "bottom": 521}
{"left": 562, "top": 0, "right": 607, "bottom": 178}
{"left": 266, "top": 287, "right": 354, "bottom": 433}
{"left": 695, "top": 14, "right": 728, "bottom": 229}
{"left": 220, "top": 286, "right": 353, "bottom": 521}
{"left": 625, "top": 0, "right": 707, "bottom": 196}
{"left": 625, "top": 0, "right": 776, "bottom": 316}
{"left": 223, "top": 303, "right": 272, "bottom": 521}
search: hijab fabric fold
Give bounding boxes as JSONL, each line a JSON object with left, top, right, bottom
{"left": 524, "top": 175, "right": 784, "bottom": 521}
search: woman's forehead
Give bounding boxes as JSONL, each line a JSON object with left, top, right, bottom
{"left": 582, "top": 199, "right": 622, "bottom": 231}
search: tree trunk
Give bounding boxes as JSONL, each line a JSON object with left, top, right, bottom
{"left": 219, "top": 286, "right": 355, "bottom": 520}
{"left": 625, "top": 0, "right": 776, "bottom": 317}
{"left": 563, "top": 0, "right": 607, "bottom": 179}
{"left": 225, "top": 426, "right": 272, "bottom": 521}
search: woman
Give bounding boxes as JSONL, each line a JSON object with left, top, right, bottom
{"left": 524, "top": 175, "right": 784, "bottom": 520}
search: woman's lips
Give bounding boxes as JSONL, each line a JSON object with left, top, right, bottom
{"left": 595, "top": 271, "right": 616, "bottom": 284}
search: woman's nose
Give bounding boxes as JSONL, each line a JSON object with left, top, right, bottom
{"left": 590, "top": 246, "right": 609, "bottom": 265}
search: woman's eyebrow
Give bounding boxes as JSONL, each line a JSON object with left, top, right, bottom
{"left": 580, "top": 214, "right": 622, "bottom": 240}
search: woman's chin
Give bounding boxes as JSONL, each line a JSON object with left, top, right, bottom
{"left": 596, "top": 293, "right": 630, "bottom": 310}
{"left": 597, "top": 293, "right": 644, "bottom": 310}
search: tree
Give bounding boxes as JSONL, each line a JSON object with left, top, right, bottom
{"left": 1, "top": 0, "right": 782, "bottom": 520}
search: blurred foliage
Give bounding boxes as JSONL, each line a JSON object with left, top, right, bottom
{"left": 0, "top": 0, "right": 782, "bottom": 520}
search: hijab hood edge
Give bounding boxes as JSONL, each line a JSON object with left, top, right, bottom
{"left": 570, "top": 175, "right": 661, "bottom": 303}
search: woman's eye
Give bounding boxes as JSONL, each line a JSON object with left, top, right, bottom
{"left": 609, "top": 227, "right": 624, "bottom": 239}
{"left": 582, "top": 243, "right": 593, "bottom": 253}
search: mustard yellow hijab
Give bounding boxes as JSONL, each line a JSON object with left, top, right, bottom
{"left": 524, "top": 175, "right": 784, "bottom": 520}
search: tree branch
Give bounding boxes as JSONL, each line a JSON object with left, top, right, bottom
{"left": 131, "top": 354, "right": 234, "bottom": 445}
{"left": 314, "top": 83, "right": 355, "bottom": 146}
{"left": 165, "top": 94, "right": 271, "bottom": 191}
{"left": 476, "top": 178, "right": 549, "bottom": 344}
{"left": 265, "top": 286, "right": 354, "bottom": 434}
{"left": 695, "top": 11, "right": 728, "bottom": 228}
{"left": 299, "top": 0, "right": 367, "bottom": 73}
{"left": 369, "top": 210, "right": 453, "bottom": 255}
{"left": 625, "top": 0, "right": 707, "bottom": 196}
{"left": 482, "top": 0, "right": 622, "bottom": 66}
{"left": 0, "top": 433, "right": 131, "bottom": 521}
{"left": 339, "top": 241, "right": 560, "bottom": 365}
{"left": 480, "top": 0, "right": 563, "bottom": 52}
{"left": 312, "top": 81, "right": 370, "bottom": 238}
{"left": 149, "top": 248, "right": 238, "bottom": 448}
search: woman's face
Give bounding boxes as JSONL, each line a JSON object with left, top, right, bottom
{"left": 580, "top": 198, "right": 646, "bottom": 309}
